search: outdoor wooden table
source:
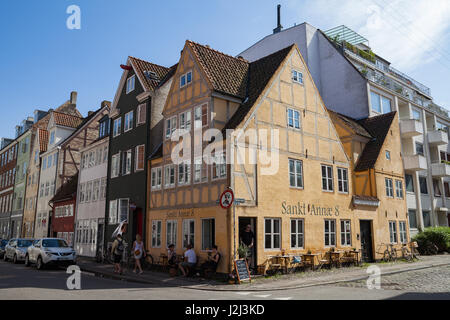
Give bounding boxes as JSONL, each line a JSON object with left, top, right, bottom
{"left": 302, "top": 253, "right": 319, "bottom": 271}
{"left": 277, "top": 255, "right": 292, "bottom": 274}
{"left": 329, "top": 251, "right": 344, "bottom": 268}
{"left": 348, "top": 250, "right": 361, "bottom": 266}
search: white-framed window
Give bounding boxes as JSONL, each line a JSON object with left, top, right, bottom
{"left": 118, "top": 199, "right": 129, "bottom": 223}
{"left": 103, "top": 146, "right": 108, "bottom": 163}
{"left": 49, "top": 131, "right": 55, "bottom": 145}
{"left": 324, "top": 219, "right": 336, "bottom": 247}
{"left": 321, "top": 165, "right": 333, "bottom": 192}
{"left": 370, "top": 91, "right": 392, "bottom": 114}
{"left": 337, "top": 167, "right": 349, "bottom": 193}
{"left": 111, "top": 153, "right": 120, "bottom": 178}
{"left": 79, "top": 183, "right": 85, "bottom": 203}
{"left": 194, "top": 104, "right": 208, "bottom": 129}
{"left": 86, "top": 181, "right": 92, "bottom": 202}
{"left": 179, "top": 110, "right": 192, "bottom": 132}
{"left": 180, "top": 71, "right": 192, "bottom": 88}
{"left": 182, "top": 219, "right": 195, "bottom": 248}
{"left": 92, "top": 180, "right": 100, "bottom": 202}
{"left": 178, "top": 161, "right": 191, "bottom": 185}
{"left": 136, "top": 104, "right": 147, "bottom": 126}
{"left": 385, "top": 178, "right": 394, "bottom": 198}
{"left": 126, "top": 75, "right": 135, "bottom": 94}
{"left": 290, "top": 219, "right": 304, "bottom": 249}
{"left": 194, "top": 157, "right": 208, "bottom": 183}
{"left": 412, "top": 108, "right": 421, "bottom": 121}
{"left": 122, "top": 150, "right": 132, "bottom": 175}
{"left": 166, "top": 220, "right": 177, "bottom": 248}
{"left": 201, "top": 218, "right": 215, "bottom": 250}
{"left": 151, "top": 220, "right": 162, "bottom": 248}
{"left": 164, "top": 164, "right": 175, "bottom": 188}
{"left": 289, "top": 159, "right": 303, "bottom": 188}
{"left": 113, "top": 117, "right": 122, "bottom": 137}
{"left": 165, "top": 116, "right": 177, "bottom": 139}
{"left": 212, "top": 153, "right": 226, "bottom": 180}
{"left": 395, "top": 180, "right": 404, "bottom": 199}
{"left": 45, "top": 182, "right": 50, "bottom": 197}
{"left": 389, "top": 221, "right": 397, "bottom": 244}
{"left": 399, "top": 221, "right": 407, "bottom": 244}
{"left": 151, "top": 167, "right": 162, "bottom": 190}
{"left": 340, "top": 220, "right": 351, "bottom": 246}
{"left": 265, "top": 218, "right": 281, "bottom": 250}
{"left": 135, "top": 145, "right": 145, "bottom": 171}
{"left": 88, "top": 150, "right": 95, "bottom": 168}
{"left": 287, "top": 108, "right": 301, "bottom": 129}
{"left": 109, "top": 200, "right": 118, "bottom": 224}
{"left": 100, "top": 177, "right": 107, "bottom": 200}
{"left": 124, "top": 111, "right": 134, "bottom": 132}
{"left": 292, "top": 69, "right": 303, "bottom": 84}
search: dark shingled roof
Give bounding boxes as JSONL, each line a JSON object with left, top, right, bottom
{"left": 187, "top": 41, "right": 249, "bottom": 99}
{"left": 354, "top": 112, "right": 397, "bottom": 172}
{"left": 223, "top": 45, "right": 294, "bottom": 131}
{"left": 328, "top": 110, "right": 371, "bottom": 139}
{"left": 51, "top": 173, "right": 78, "bottom": 203}
{"left": 129, "top": 56, "right": 171, "bottom": 92}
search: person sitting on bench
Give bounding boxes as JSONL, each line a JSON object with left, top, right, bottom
{"left": 201, "top": 245, "right": 221, "bottom": 276}
{"left": 178, "top": 244, "right": 197, "bottom": 277}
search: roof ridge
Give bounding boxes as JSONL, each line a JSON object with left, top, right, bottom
{"left": 187, "top": 40, "right": 249, "bottom": 64}
{"left": 128, "top": 56, "right": 169, "bottom": 71}
{"left": 52, "top": 110, "right": 83, "bottom": 118}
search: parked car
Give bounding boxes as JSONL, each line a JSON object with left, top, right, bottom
{"left": 0, "top": 239, "right": 8, "bottom": 259}
{"left": 3, "top": 239, "right": 34, "bottom": 264}
{"left": 25, "top": 238, "right": 77, "bottom": 270}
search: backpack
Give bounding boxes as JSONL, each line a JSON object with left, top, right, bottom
{"left": 114, "top": 239, "right": 124, "bottom": 255}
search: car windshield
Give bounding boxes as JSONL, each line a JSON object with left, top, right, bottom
{"left": 42, "top": 239, "right": 68, "bottom": 248}
{"left": 17, "top": 240, "right": 33, "bottom": 247}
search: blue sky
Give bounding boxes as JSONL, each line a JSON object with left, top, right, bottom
{"left": 0, "top": 0, "right": 449, "bottom": 139}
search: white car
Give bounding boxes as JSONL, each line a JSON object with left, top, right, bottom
{"left": 25, "top": 238, "right": 77, "bottom": 270}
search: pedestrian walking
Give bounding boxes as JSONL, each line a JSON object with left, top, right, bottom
{"left": 132, "top": 234, "right": 146, "bottom": 274}
{"left": 111, "top": 234, "right": 124, "bottom": 275}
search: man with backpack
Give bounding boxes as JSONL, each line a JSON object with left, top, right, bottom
{"left": 111, "top": 234, "right": 124, "bottom": 275}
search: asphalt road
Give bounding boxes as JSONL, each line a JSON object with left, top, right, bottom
{"left": 0, "top": 260, "right": 448, "bottom": 300}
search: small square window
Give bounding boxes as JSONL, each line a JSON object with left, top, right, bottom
{"left": 292, "top": 70, "right": 303, "bottom": 84}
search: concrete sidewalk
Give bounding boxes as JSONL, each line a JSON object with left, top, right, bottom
{"left": 78, "top": 254, "right": 450, "bottom": 292}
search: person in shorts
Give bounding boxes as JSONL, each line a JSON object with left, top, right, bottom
{"left": 111, "top": 234, "right": 124, "bottom": 275}
{"left": 178, "top": 244, "right": 197, "bottom": 276}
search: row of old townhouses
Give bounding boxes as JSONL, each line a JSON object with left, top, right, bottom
{"left": 0, "top": 19, "right": 448, "bottom": 274}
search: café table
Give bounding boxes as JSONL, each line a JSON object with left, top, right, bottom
{"left": 302, "top": 253, "right": 320, "bottom": 271}
{"left": 329, "top": 251, "right": 344, "bottom": 268}
{"left": 348, "top": 250, "right": 361, "bottom": 266}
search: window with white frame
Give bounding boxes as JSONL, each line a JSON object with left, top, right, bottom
{"left": 118, "top": 199, "right": 129, "bottom": 223}
{"left": 180, "top": 71, "right": 192, "bottom": 88}
{"left": 164, "top": 164, "right": 175, "bottom": 188}
{"left": 370, "top": 91, "right": 392, "bottom": 114}
{"left": 109, "top": 200, "right": 118, "bottom": 224}
{"left": 111, "top": 153, "right": 120, "bottom": 178}
{"left": 166, "top": 220, "right": 177, "bottom": 247}
{"left": 412, "top": 108, "right": 421, "bottom": 121}
{"left": 385, "top": 178, "right": 394, "bottom": 198}
{"left": 79, "top": 183, "right": 85, "bottom": 203}
{"left": 92, "top": 180, "right": 100, "bottom": 202}
{"left": 151, "top": 167, "right": 162, "bottom": 190}
{"left": 151, "top": 220, "right": 162, "bottom": 248}
{"left": 49, "top": 131, "right": 55, "bottom": 145}
{"left": 179, "top": 110, "right": 192, "bottom": 132}
{"left": 292, "top": 70, "right": 303, "bottom": 84}
{"left": 212, "top": 153, "right": 226, "bottom": 180}
{"left": 399, "top": 221, "right": 407, "bottom": 244}
{"left": 287, "top": 108, "right": 300, "bottom": 129}
{"left": 340, "top": 220, "right": 351, "bottom": 246}
{"left": 290, "top": 219, "right": 304, "bottom": 249}
{"left": 265, "top": 218, "right": 281, "bottom": 249}
{"left": 194, "top": 104, "right": 208, "bottom": 128}
{"left": 389, "top": 221, "right": 397, "bottom": 243}
{"left": 178, "top": 161, "right": 191, "bottom": 185}
{"left": 289, "top": 159, "right": 303, "bottom": 188}
{"left": 86, "top": 181, "right": 92, "bottom": 202}
{"left": 122, "top": 150, "right": 132, "bottom": 175}
{"left": 100, "top": 178, "right": 107, "bottom": 200}
{"left": 194, "top": 157, "right": 208, "bottom": 183}
{"left": 324, "top": 219, "right": 336, "bottom": 247}
{"left": 201, "top": 218, "right": 215, "bottom": 250}
{"left": 136, "top": 104, "right": 146, "bottom": 126}
{"left": 126, "top": 75, "right": 135, "bottom": 94}
{"left": 395, "top": 180, "right": 404, "bottom": 199}
{"left": 135, "top": 145, "right": 145, "bottom": 171}
{"left": 124, "top": 111, "right": 134, "bottom": 132}
{"left": 321, "top": 165, "right": 333, "bottom": 192}
{"left": 165, "top": 116, "right": 177, "bottom": 139}
{"left": 113, "top": 118, "right": 121, "bottom": 137}
{"left": 337, "top": 167, "right": 349, "bottom": 193}
{"left": 182, "top": 219, "right": 195, "bottom": 248}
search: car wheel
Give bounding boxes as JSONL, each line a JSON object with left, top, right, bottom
{"left": 24, "top": 255, "right": 30, "bottom": 267}
{"left": 36, "top": 256, "right": 44, "bottom": 270}
{"left": 13, "top": 254, "right": 17, "bottom": 264}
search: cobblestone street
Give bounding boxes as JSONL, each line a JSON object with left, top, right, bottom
{"left": 336, "top": 265, "right": 450, "bottom": 293}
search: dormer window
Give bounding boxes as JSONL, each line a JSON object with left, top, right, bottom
{"left": 180, "top": 71, "right": 192, "bottom": 88}
{"left": 49, "top": 131, "right": 55, "bottom": 145}
{"left": 126, "top": 75, "right": 135, "bottom": 94}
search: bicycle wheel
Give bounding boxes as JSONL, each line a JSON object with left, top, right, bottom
{"left": 142, "top": 254, "right": 154, "bottom": 270}
{"left": 383, "top": 250, "right": 390, "bottom": 262}
{"left": 391, "top": 248, "right": 397, "bottom": 261}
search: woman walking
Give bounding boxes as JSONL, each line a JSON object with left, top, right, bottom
{"left": 132, "top": 234, "right": 146, "bottom": 274}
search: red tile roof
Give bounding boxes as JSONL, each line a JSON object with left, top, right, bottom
{"left": 53, "top": 112, "right": 83, "bottom": 128}
{"left": 38, "top": 129, "right": 49, "bottom": 153}
{"left": 129, "top": 56, "right": 171, "bottom": 92}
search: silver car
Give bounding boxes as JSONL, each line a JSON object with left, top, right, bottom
{"left": 25, "top": 238, "right": 77, "bottom": 270}
{"left": 3, "top": 238, "right": 34, "bottom": 264}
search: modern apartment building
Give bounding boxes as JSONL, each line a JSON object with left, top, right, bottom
{"left": 239, "top": 22, "right": 450, "bottom": 233}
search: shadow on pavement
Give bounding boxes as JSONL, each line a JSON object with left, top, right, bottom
{"left": 387, "top": 292, "right": 450, "bottom": 300}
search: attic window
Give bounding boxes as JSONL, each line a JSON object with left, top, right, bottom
{"left": 144, "top": 70, "right": 159, "bottom": 82}
{"left": 292, "top": 70, "right": 303, "bottom": 84}
{"left": 126, "top": 75, "right": 135, "bottom": 94}
{"left": 180, "top": 71, "right": 192, "bottom": 88}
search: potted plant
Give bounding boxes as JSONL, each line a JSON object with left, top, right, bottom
{"left": 307, "top": 250, "right": 312, "bottom": 255}
{"left": 237, "top": 244, "right": 250, "bottom": 259}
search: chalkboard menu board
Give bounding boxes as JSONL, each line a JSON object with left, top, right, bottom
{"left": 234, "top": 259, "right": 251, "bottom": 284}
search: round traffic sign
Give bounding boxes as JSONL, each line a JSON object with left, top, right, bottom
{"left": 219, "top": 188, "right": 234, "bottom": 209}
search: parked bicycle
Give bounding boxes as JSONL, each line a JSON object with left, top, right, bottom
{"left": 377, "top": 243, "right": 397, "bottom": 262}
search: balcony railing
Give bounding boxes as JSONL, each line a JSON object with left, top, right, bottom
{"left": 428, "top": 130, "right": 448, "bottom": 146}
{"left": 431, "top": 162, "right": 450, "bottom": 177}
{"left": 400, "top": 119, "right": 423, "bottom": 138}
{"left": 403, "top": 154, "right": 427, "bottom": 171}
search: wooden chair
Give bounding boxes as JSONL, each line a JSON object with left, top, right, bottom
{"left": 317, "top": 253, "right": 331, "bottom": 271}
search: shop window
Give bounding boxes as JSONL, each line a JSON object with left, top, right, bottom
{"left": 324, "top": 219, "right": 336, "bottom": 247}
{"left": 201, "top": 219, "right": 215, "bottom": 250}
{"left": 265, "top": 218, "right": 281, "bottom": 249}
{"left": 290, "top": 219, "right": 304, "bottom": 249}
